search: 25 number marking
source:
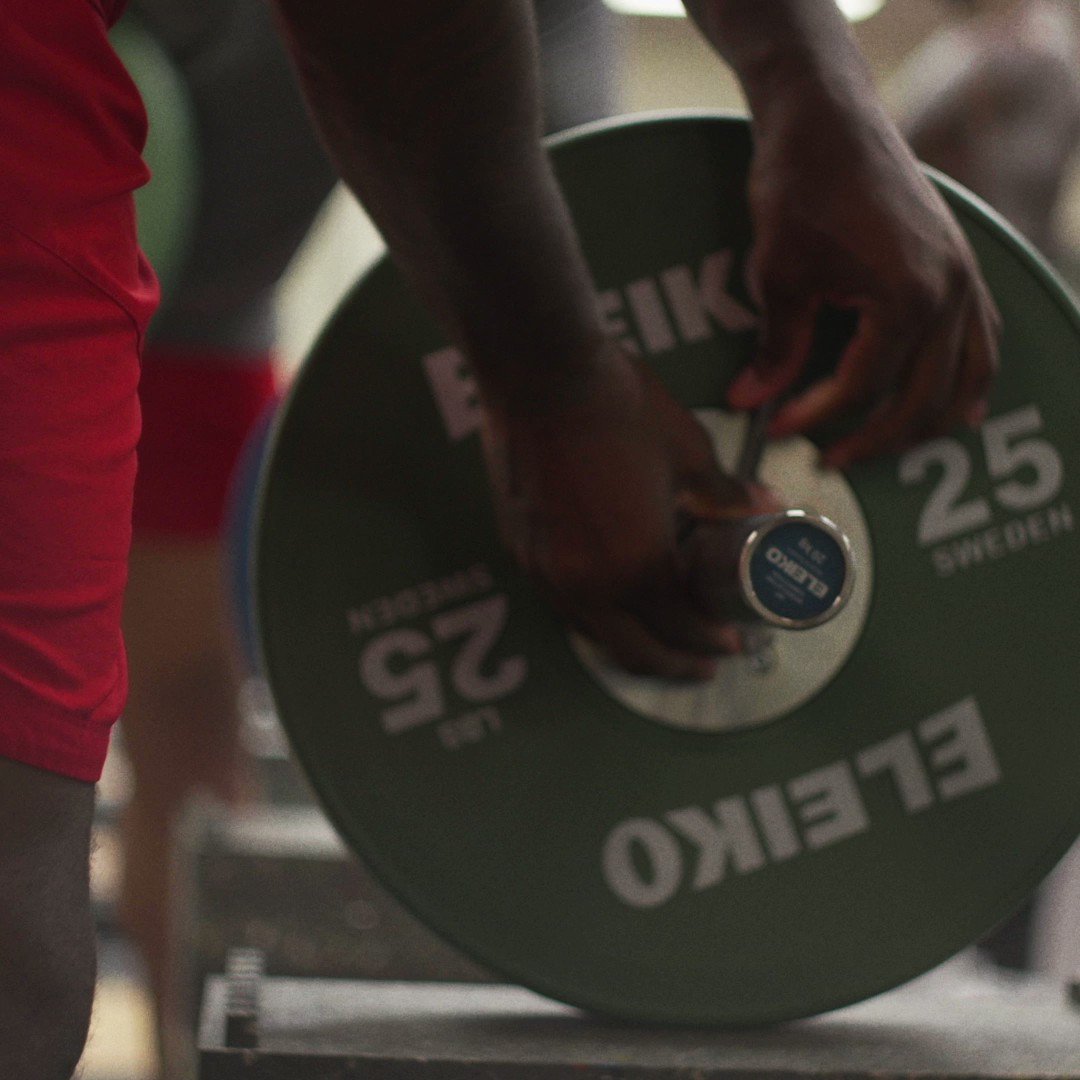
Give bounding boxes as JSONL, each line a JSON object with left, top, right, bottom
{"left": 898, "top": 405, "right": 1064, "bottom": 547}
{"left": 358, "top": 594, "right": 526, "bottom": 736}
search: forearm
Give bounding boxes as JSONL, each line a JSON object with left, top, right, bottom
{"left": 271, "top": 0, "right": 604, "bottom": 407}
{"left": 682, "top": 1, "right": 881, "bottom": 127}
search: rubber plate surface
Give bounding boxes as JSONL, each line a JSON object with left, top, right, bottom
{"left": 256, "top": 114, "right": 1080, "bottom": 1024}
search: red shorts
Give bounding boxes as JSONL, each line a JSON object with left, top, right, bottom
{"left": 0, "top": 0, "right": 158, "bottom": 781}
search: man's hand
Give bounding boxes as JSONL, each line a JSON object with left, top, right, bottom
{"left": 683, "top": 0, "right": 1002, "bottom": 469}
{"left": 727, "top": 103, "right": 1001, "bottom": 467}
{"left": 273, "top": 0, "right": 778, "bottom": 680}
{"left": 480, "top": 343, "right": 773, "bottom": 680}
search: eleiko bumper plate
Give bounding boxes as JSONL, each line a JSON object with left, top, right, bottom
{"left": 255, "top": 115, "right": 1080, "bottom": 1024}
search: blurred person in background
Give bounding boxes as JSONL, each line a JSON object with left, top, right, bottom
{"left": 891, "top": 0, "right": 1080, "bottom": 974}
{"left": 892, "top": 0, "right": 1080, "bottom": 264}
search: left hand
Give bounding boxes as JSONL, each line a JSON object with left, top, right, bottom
{"left": 479, "top": 343, "right": 777, "bottom": 680}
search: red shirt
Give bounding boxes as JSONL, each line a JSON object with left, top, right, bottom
{"left": 0, "top": 0, "right": 157, "bottom": 338}
{"left": 0, "top": 0, "right": 157, "bottom": 780}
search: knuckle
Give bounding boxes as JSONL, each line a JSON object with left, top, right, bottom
{"left": 902, "top": 281, "right": 940, "bottom": 323}
{"left": 854, "top": 362, "right": 888, "bottom": 400}
{"left": 969, "top": 378, "right": 994, "bottom": 409}
{"left": 609, "top": 643, "right": 664, "bottom": 678}
{"left": 549, "top": 565, "right": 599, "bottom": 605}
{"left": 529, "top": 547, "right": 597, "bottom": 606}
{"left": 750, "top": 255, "right": 800, "bottom": 304}
{"left": 836, "top": 364, "right": 878, "bottom": 407}
{"left": 943, "top": 255, "right": 970, "bottom": 297}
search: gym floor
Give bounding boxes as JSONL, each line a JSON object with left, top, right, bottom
{"left": 82, "top": 754, "right": 157, "bottom": 1080}
{"left": 77, "top": 5, "right": 1080, "bottom": 1077}
{"left": 81, "top": 939, "right": 157, "bottom": 1080}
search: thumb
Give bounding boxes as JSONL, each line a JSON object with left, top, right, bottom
{"left": 676, "top": 466, "right": 756, "bottom": 525}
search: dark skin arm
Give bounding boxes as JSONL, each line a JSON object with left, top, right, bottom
{"left": 685, "top": 0, "right": 1000, "bottom": 466}
{"left": 272, "top": 0, "right": 763, "bottom": 680}
{"left": 270, "top": 1, "right": 598, "bottom": 399}
{"left": 270, "top": 0, "right": 998, "bottom": 678}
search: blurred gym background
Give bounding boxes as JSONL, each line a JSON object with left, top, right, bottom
{"left": 81, "top": 3, "right": 1080, "bottom": 1077}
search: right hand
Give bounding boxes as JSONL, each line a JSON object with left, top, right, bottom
{"left": 727, "top": 90, "right": 1001, "bottom": 467}
{"left": 479, "top": 341, "right": 776, "bottom": 680}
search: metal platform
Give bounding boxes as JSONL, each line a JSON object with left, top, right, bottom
{"left": 184, "top": 804, "right": 490, "bottom": 992}
{"left": 198, "top": 959, "right": 1080, "bottom": 1078}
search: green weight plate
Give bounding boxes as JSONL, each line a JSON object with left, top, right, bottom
{"left": 255, "top": 113, "right": 1080, "bottom": 1024}
{"left": 111, "top": 14, "right": 198, "bottom": 293}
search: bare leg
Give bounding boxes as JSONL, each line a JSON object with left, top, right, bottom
{"left": 0, "top": 758, "right": 96, "bottom": 1080}
{"left": 118, "top": 539, "right": 250, "bottom": 1076}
